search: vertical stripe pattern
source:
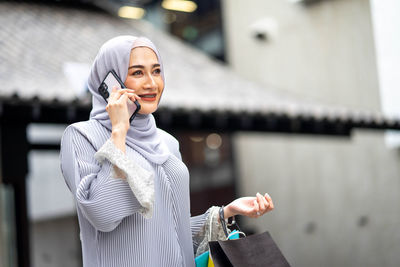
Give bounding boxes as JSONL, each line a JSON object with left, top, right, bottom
{"left": 60, "top": 120, "right": 208, "bottom": 267}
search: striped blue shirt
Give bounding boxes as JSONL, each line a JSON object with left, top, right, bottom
{"left": 60, "top": 120, "right": 209, "bottom": 267}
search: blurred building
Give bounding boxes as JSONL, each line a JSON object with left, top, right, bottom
{"left": 0, "top": 1, "right": 399, "bottom": 267}
{"left": 222, "top": 0, "right": 400, "bottom": 266}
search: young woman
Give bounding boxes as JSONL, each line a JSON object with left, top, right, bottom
{"left": 60, "top": 35, "right": 274, "bottom": 267}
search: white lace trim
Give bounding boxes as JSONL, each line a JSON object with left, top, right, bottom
{"left": 195, "top": 206, "right": 229, "bottom": 257}
{"left": 94, "top": 139, "right": 154, "bottom": 219}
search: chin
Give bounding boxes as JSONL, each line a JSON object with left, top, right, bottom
{"left": 138, "top": 105, "right": 158, "bottom": 115}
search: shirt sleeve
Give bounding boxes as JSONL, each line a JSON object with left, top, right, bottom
{"left": 190, "top": 211, "right": 209, "bottom": 253}
{"left": 60, "top": 125, "right": 152, "bottom": 232}
{"left": 190, "top": 207, "right": 227, "bottom": 257}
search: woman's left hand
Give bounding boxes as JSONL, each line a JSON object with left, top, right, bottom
{"left": 224, "top": 193, "right": 274, "bottom": 219}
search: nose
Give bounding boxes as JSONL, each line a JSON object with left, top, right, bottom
{"left": 144, "top": 72, "right": 157, "bottom": 89}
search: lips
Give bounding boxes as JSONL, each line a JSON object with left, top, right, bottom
{"left": 139, "top": 93, "right": 157, "bottom": 101}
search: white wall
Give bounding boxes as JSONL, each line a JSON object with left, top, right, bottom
{"left": 370, "top": 0, "right": 400, "bottom": 147}
{"left": 234, "top": 131, "right": 400, "bottom": 266}
{"left": 222, "top": 0, "right": 400, "bottom": 266}
{"left": 222, "top": 0, "right": 380, "bottom": 111}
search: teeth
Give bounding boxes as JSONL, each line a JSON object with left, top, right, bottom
{"left": 142, "top": 95, "right": 156, "bottom": 98}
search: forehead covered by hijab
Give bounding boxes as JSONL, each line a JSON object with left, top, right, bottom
{"left": 87, "top": 35, "right": 164, "bottom": 99}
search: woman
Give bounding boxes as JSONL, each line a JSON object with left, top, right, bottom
{"left": 60, "top": 35, "right": 274, "bottom": 267}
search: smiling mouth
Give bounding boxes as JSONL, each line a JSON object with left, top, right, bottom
{"left": 139, "top": 94, "right": 157, "bottom": 101}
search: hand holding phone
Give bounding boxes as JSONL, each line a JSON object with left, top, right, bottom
{"left": 98, "top": 70, "right": 141, "bottom": 122}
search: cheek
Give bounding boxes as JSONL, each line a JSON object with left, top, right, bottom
{"left": 157, "top": 79, "right": 165, "bottom": 93}
{"left": 125, "top": 77, "right": 139, "bottom": 89}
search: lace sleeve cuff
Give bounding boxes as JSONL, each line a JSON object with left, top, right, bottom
{"left": 94, "top": 139, "right": 154, "bottom": 219}
{"left": 195, "top": 206, "right": 229, "bottom": 257}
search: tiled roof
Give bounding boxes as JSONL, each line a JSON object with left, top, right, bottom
{"left": 0, "top": 2, "right": 399, "bottom": 132}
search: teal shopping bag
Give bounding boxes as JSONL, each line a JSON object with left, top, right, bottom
{"left": 195, "top": 251, "right": 210, "bottom": 267}
{"left": 195, "top": 230, "right": 241, "bottom": 267}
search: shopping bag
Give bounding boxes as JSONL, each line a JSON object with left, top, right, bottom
{"left": 209, "top": 231, "right": 291, "bottom": 267}
{"left": 195, "top": 230, "right": 241, "bottom": 267}
{"left": 195, "top": 251, "right": 210, "bottom": 267}
{"left": 194, "top": 250, "right": 218, "bottom": 267}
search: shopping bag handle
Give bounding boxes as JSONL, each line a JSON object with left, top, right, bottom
{"left": 227, "top": 230, "right": 246, "bottom": 240}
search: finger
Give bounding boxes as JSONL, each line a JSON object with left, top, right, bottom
{"left": 118, "top": 88, "right": 136, "bottom": 95}
{"left": 119, "top": 93, "right": 129, "bottom": 103}
{"left": 117, "top": 90, "right": 138, "bottom": 103}
{"left": 109, "top": 86, "right": 126, "bottom": 102}
{"left": 253, "top": 199, "right": 260, "bottom": 217}
{"left": 113, "top": 93, "right": 129, "bottom": 108}
{"left": 262, "top": 194, "right": 269, "bottom": 210}
{"left": 265, "top": 193, "right": 274, "bottom": 210}
{"left": 124, "top": 88, "right": 136, "bottom": 93}
{"left": 256, "top": 192, "right": 266, "bottom": 212}
{"left": 126, "top": 93, "right": 141, "bottom": 102}
{"left": 265, "top": 193, "right": 273, "bottom": 208}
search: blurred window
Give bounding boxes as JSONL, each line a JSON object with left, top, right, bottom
{"left": 174, "top": 131, "right": 236, "bottom": 215}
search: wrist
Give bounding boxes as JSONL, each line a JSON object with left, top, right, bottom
{"left": 111, "top": 128, "right": 127, "bottom": 153}
{"left": 111, "top": 127, "right": 127, "bottom": 138}
{"left": 223, "top": 204, "right": 235, "bottom": 219}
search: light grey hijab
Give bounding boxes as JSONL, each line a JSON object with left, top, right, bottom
{"left": 87, "top": 35, "right": 170, "bottom": 165}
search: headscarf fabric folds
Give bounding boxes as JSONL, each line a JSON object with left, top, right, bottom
{"left": 87, "top": 35, "right": 170, "bottom": 165}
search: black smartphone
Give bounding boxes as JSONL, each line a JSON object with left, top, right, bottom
{"left": 98, "top": 69, "right": 141, "bottom": 122}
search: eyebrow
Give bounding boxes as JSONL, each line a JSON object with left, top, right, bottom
{"left": 128, "top": 63, "right": 160, "bottom": 69}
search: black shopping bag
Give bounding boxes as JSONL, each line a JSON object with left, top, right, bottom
{"left": 209, "top": 231, "right": 291, "bottom": 267}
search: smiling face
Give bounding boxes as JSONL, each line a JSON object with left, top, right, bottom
{"left": 125, "top": 47, "right": 164, "bottom": 114}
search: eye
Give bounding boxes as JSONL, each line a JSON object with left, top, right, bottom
{"left": 132, "top": 70, "right": 143, "bottom": 76}
{"left": 153, "top": 68, "right": 161, "bottom": 75}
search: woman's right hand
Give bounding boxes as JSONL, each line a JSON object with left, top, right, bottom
{"left": 106, "top": 86, "right": 140, "bottom": 153}
{"left": 106, "top": 86, "right": 140, "bottom": 134}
